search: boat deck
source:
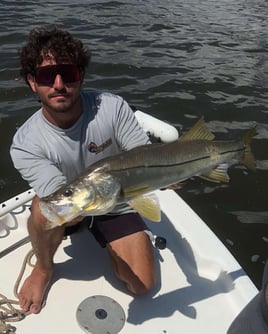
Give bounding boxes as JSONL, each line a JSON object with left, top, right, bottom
{"left": 0, "top": 190, "right": 258, "bottom": 334}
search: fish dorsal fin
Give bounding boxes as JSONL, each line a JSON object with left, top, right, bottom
{"left": 180, "top": 117, "right": 215, "bottom": 141}
{"left": 128, "top": 193, "right": 161, "bottom": 222}
{"left": 199, "top": 163, "right": 230, "bottom": 183}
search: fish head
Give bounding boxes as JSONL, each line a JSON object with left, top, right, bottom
{"left": 39, "top": 171, "right": 121, "bottom": 228}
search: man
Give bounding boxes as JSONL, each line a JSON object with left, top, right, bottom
{"left": 10, "top": 27, "right": 156, "bottom": 314}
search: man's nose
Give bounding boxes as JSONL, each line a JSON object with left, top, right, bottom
{"left": 53, "top": 74, "right": 65, "bottom": 89}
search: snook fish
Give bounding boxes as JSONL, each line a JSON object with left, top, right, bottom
{"left": 39, "top": 118, "right": 256, "bottom": 228}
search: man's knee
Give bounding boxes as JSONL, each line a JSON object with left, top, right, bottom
{"left": 107, "top": 230, "right": 157, "bottom": 295}
{"left": 129, "top": 273, "right": 156, "bottom": 295}
{"left": 109, "top": 248, "right": 157, "bottom": 295}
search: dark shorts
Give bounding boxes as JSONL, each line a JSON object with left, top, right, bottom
{"left": 88, "top": 213, "right": 148, "bottom": 248}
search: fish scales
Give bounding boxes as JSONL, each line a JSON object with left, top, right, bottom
{"left": 94, "top": 139, "right": 245, "bottom": 199}
{"left": 89, "top": 139, "right": 245, "bottom": 174}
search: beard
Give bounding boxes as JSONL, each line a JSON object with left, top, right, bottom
{"left": 41, "top": 89, "right": 81, "bottom": 114}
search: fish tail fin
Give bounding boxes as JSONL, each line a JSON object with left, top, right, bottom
{"left": 242, "top": 128, "right": 256, "bottom": 171}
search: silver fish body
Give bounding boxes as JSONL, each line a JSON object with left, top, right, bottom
{"left": 93, "top": 138, "right": 248, "bottom": 200}
{"left": 39, "top": 119, "right": 256, "bottom": 228}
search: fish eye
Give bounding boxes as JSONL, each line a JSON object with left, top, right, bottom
{"left": 63, "top": 188, "right": 74, "bottom": 197}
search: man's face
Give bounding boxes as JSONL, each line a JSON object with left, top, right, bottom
{"left": 27, "top": 57, "right": 83, "bottom": 116}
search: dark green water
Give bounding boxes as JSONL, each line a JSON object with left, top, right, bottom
{"left": 0, "top": 0, "right": 267, "bottom": 288}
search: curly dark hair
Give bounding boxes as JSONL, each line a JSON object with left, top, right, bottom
{"left": 19, "top": 27, "right": 91, "bottom": 84}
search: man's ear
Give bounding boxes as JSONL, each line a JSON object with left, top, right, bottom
{"left": 27, "top": 74, "right": 37, "bottom": 92}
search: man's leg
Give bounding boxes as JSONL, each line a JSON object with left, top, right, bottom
{"left": 90, "top": 213, "right": 157, "bottom": 295}
{"left": 107, "top": 230, "right": 156, "bottom": 295}
{"left": 18, "top": 196, "right": 65, "bottom": 314}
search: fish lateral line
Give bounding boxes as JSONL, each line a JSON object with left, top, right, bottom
{"left": 99, "top": 155, "right": 214, "bottom": 172}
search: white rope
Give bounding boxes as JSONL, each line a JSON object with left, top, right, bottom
{"left": 0, "top": 250, "right": 35, "bottom": 334}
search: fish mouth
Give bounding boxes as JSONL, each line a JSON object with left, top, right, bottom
{"left": 39, "top": 201, "right": 77, "bottom": 225}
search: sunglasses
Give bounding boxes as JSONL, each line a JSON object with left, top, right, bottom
{"left": 34, "top": 64, "right": 81, "bottom": 86}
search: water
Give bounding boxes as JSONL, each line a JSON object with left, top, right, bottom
{"left": 0, "top": 0, "right": 267, "bottom": 288}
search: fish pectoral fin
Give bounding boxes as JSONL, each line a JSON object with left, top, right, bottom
{"left": 128, "top": 193, "right": 161, "bottom": 222}
{"left": 199, "top": 163, "right": 230, "bottom": 183}
{"left": 180, "top": 117, "right": 215, "bottom": 141}
{"left": 84, "top": 203, "right": 99, "bottom": 211}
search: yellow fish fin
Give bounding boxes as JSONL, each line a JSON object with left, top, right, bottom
{"left": 180, "top": 117, "right": 215, "bottom": 141}
{"left": 199, "top": 164, "right": 230, "bottom": 183}
{"left": 128, "top": 193, "right": 161, "bottom": 222}
{"left": 242, "top": 128, "right": 256, "bottom": 171}
{"left": 84, "top": 203, "right": 99, "bottom": 211}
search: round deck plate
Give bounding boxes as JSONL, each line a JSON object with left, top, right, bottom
{"left": 76, "top": 295, "right": 125, "bottom": 334}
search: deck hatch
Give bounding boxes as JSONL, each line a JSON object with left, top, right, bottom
{"left": 76, "top": 295, "right": 125, "bottom": 334}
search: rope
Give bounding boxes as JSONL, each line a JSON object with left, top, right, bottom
{"left": 0, "top": 250, "right": 35, "bottom": 334}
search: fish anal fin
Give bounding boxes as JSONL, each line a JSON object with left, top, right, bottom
{"left": 128, "top": 193, "right": 161, "bottom": 222}
{"left": 180, "top": 117, "right": 215, "bottom": 141}
{"left": 200, "top": 163, "right": 230, "bottom": 183}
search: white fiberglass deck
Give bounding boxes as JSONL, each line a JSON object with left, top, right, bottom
{"left": 0, "top": 189, "right": 258, "bottom": 334}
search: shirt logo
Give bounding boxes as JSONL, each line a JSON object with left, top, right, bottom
{"left": 88, "top": 138, "right": 112, "bottom": 154}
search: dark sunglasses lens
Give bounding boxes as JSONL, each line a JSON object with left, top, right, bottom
{"left": 35, "top": 65, "right": 81, "bottom": 85}
{"left": 35, "top": 68, "right": 54, "bottom": 85}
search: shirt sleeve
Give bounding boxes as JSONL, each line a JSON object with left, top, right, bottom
{"left": 10, "top": 142, "right": 66, "bottom": 198}
{"left": 113, "top": 98, "right": 151, "bottom": 150}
